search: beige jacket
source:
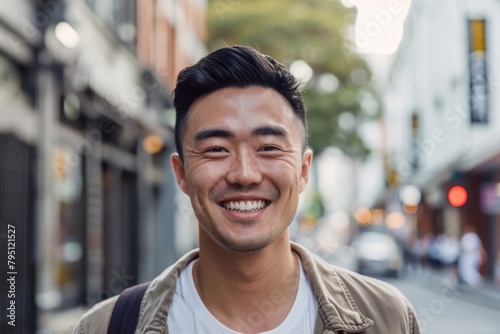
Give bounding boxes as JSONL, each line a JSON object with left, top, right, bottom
{"left": 73, "top": 242, "right": 420, "bottom": 333}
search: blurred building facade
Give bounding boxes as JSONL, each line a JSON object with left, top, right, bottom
{"left": 383, "top": 0, "right": 500, "bottom": 281}
{"left": 0, "top": 0, "right": 206, "bottom": 332}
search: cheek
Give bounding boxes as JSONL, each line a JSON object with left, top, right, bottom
{"left": 185, "top": 162, "right": 227, "bottom": 191}
{"left": 264, "top": 161, "right": 302, "bottom": 188}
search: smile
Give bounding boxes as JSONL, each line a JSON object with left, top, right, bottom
{"left": 221, "top": 200, "right": 270, "bottom": 212}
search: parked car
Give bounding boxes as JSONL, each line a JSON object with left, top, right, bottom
{"left": 351, "top": 231, "right": 404, "bottom": 277}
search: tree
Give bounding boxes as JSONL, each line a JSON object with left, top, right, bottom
{"left": 206, "top": 0, "right": 378, "bottom": 156}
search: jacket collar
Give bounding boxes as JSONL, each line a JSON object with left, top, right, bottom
{"left": 137, "top": 249, "right": 200, "bottom": 333}
{"left": 137, "top": 242, "right": 374, "bottom": 333}
{"left": 291, "top": 242, "right": 374, "bottom": 333}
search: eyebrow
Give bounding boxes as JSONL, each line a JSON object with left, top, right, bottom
{"left": 193, "top": 126, "right": 290, "bottom": 142}
{"left": 194, "top": 129, "right": 234, "bottom": 142}
{"left": 251, "top": 126, "right": 289, "bottom": 139}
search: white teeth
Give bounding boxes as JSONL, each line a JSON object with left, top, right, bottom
{"left": 223, "top": 200, "right": 267, "bottom": 212}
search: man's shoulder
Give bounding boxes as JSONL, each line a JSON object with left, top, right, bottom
{"left": 331, "top": 265, "right": 418, "bottom": 331}
{"left": 297, "top": 245, "right": 420, "bottom": 333}
{"left": 72, "top": 249, "right": 200, "bottom": 333}
{"left": 72, "top": 295, "right": 118, "bottom": 334}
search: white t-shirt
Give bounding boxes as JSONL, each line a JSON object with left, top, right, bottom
{"left": 167, "top": 258, "right": 318, "bottom": 334}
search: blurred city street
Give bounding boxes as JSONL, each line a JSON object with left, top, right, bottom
{"left": 323, "top": 241, "right": 500, "bottom": 333}
{"left": 387, "top": 275, "right": 500, "bottom": 334}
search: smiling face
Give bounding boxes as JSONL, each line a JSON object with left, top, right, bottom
{"left": 171, "top": 86, "right": 312, "bottom": 252}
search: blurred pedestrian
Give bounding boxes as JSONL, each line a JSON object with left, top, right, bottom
{"left": 410, "top": 235, "right": 426, "bottom": 271}
{"left": 403, "top": 234, "right": 418, "bottom": 273}
{"left": 458, "top": 225, "right": 485, "bottom": 289}
{"left": 420, "top": 232, "right": 434, "bottom": 269}
{"left": 427, "top": 233, "right": 442, "bottom": 271}
{"left": 73, "top": 46, "right": 420, "bottom": 333}
{"left": 436, "top": 233, "right": 460, "bottom": 279}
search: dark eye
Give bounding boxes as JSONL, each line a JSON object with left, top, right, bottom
{"left": 261, "top": 146, "right": 279, "bottom": 152}
{"left": 207, "top": 147, "right": 227, "bottom": 153}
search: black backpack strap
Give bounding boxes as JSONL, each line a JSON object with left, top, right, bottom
{"left": 107, "top": 281, "right": 150, "bottom": 334}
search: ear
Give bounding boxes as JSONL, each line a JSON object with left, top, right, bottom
{"left": 299, "top": 149, "right": 313, "bottom": 193}
{"left": 171, "top": 153, "right": 189, "bottom": 195}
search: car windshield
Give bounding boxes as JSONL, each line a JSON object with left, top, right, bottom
{"left": 354, "top": 232, "right": 398, "bottom": 260}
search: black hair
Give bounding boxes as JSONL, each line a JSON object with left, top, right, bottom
{"left": 173, "top": 45, "right": 308, "bottom": 159}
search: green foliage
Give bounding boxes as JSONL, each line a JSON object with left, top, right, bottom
{"left": 206, "top": 0, "right": 378, "bottom": 157}
{"left": 304, "top": 190, "right": 326, "bottom": 220}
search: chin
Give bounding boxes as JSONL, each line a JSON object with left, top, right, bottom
{"left": 215, "top": 234, "right": 274, "bottom": 253}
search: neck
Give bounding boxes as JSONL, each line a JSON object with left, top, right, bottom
{"left": 193, "top": 231, "right": 299, "bottom": 333}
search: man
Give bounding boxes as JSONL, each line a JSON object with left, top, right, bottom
{"left": 458, "top": 225, "right": 485, "bottom": 289}
{"left": 73, "top": 46, "right": 420, "bottom": 333}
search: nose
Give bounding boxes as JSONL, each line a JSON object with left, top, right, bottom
{"left": 226, "top": 151, "right": 262, "bottom": 186}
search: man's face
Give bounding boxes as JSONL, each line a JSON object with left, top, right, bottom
{"left": 171, "top": 86, "right": 312, "bottom": 252}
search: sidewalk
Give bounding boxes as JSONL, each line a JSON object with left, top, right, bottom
{"left": 461, "top": 280, "right": 500, "bottom": 310}
{"left": 403, "top": 268, "right": 500, "bottom": 311}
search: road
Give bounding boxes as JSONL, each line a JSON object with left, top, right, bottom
{"left": 384, "top": 276, "right": 500, "bottom": 334}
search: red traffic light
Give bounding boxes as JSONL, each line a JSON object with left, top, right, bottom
{"left": 448, "top": 186, "right": 467, "bottom": 207}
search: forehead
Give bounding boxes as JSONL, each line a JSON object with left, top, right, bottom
{"left": 186, "top": 86, "right": 303, "bottom": 137}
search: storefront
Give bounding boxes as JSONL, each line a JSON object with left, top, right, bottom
{"left": 0, "top": 12, "right": 38, "bottom": 331}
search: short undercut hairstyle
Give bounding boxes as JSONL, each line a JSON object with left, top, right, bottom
{"left": 173, "top": 45, "right": 308, "bottom": 160}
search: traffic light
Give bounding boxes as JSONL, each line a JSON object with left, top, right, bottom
{"left": 448, "top": 185, "right": 467, "bottom": 207}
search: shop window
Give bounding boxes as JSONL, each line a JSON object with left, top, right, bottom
{"left": 84, "top": 0, "right": 137, "bottom": 52}
{"left": 101, "top": 164, "right": 138, "bottom": 294}
{"left": 53, "top": 146, "right": 86, "bottom": 307}
{"left": 0, "top": 54, "right": 33, "bottom": 107}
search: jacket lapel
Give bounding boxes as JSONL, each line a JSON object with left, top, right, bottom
{"left": 291, "top": 243, "right": 374, "bottom": 333}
